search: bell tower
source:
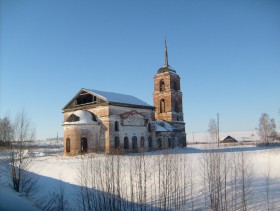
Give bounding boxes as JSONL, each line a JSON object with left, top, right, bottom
{"left": 153, "top": 40, "right": 185, "bottom": 131}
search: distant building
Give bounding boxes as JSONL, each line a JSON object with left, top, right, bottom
{"left": 62, "top": 41, "right": 186, "bottom": 155}
{"left": 220, "top": 135, "right": 238, "bottom": 143}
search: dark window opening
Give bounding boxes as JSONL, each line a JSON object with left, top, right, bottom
{"left": 115, "top": 121, "right": 119, "bottom": 131}
{"left": 77, "top": 94, "right": 93, "bottom": 105}
{"left": 66, "top": 138, "right": 70, "bottom": 153}
{"left": 115, "top": 136, "right": 120, "bottom": 149}
{"left": 81, "top": 138, "right": 88, "bottom": 153}
{"left": 132, "top": 136, "right": 138, "bottom": 151}
{"left": 157, "top": 138, "right": 162, "bottom": 149}
{"left": 66, "top": 114, "right": 80, "bottom": 122}
{"left": 148, "top": 137, "right": 153, "bottom": 149}
{"left": 93, "top": 96, "right": 97, "bottom": 102}
{"left": 160, "top": 99, "right": 165, "bottom": 113}
{"left": 140, "top": 136, "right": 145, "bottom": 148}
{"left": 159, "top": 79, "right": 165, "bottom": 92}
{"left": 91, "top": 113, "right": 97, "bottom": 122}
{"left": 174, "top": 80, "right": 180, "bottom": 91}
{"left": 175, "top": 101, "right": 180, "bottom": 113}
{"left": 148, "top": 123, "right": 152, "bottom": 132}
{"left": 168, "top": 138, "right": 171, "bottom": 148}
{"left": 124, "top": 137, "right": 129, "bottom": 150}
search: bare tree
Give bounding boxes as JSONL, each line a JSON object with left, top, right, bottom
{"left": 0, "top": 115, "right": 13, "bottom": 147}
{"left": 7, "top": 110, "right": 36, "bottom": 194}
{"left": 208, "top": 119, "right": 218, "bottom": 143}
{"left": 257, "top": 113, "right": 277, "bottom": 144}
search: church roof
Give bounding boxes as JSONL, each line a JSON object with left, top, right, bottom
{"left": 157, "top": 65, "right": 176, "bottom": 74}
{"left": 83, "top": 88, "right": 151, "bottom": 107}
{"left": 63, "top": 88, "right": 153, "bottom": 110}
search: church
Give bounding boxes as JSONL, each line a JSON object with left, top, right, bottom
{"left": 62, "top": 41, "right": 186, "bottom": 155}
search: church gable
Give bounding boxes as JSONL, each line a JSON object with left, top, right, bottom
{"left": 121, "top": 110, "right": 146, "bottom": 126}
{"left": 63, "top": 89, "right": 107, "bottom": 110}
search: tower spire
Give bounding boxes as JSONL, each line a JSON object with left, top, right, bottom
{"left": 164, "top": 38, "right": 169, "bottom": 67}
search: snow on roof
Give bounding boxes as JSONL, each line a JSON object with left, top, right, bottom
{"left": 64, "top": 110, "right": 97, "bottom": 125}
{"left": 155, "top": 120, "right": 180, "bottom": 132}
{"left": 83, "top": 88, "right": 152, "bottom": 107}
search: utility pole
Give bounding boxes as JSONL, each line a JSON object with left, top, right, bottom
{"left": 217, "top": 113, "right": 220, "bottom": 147}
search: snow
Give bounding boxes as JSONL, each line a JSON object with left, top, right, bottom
{"left": 83, "top": 88, "right": 152, "bottom": 107}
{"left": 1, "top": 142, "right": 280, "bottom": 210}
{"left": 0, "top": 187, "right": 40, "bottom": 211}
{"left": 64, "top": 110, "right": 97, "bottom": 125}
{"left": 155, "top": 120, "right": 179, "bottom": 132}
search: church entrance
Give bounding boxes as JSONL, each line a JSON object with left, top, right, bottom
{"left": 81, "top": 138, "right": 88, "bottom": 153}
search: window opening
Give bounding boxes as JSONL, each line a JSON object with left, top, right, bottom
{"left": 66, "top": 138, "right": 70, "bottom": 152}
{"left": 115, "top": 121, "right": 119, "bottom": 131}
{"left": 115, "top": 136, "right": 120, "bottom": 149}
{"left": 81, "top": 138, "right": 88, "bottom": 153}
{"left": 124, "top": 137, "right": 129, "bottom": 150}
{"left": 160, "top": 99, "right": 165, "bottom": 113}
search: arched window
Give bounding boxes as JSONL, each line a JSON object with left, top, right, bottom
{"left": 124, "top": 137, "right": 129, "bottom": 150}
{"left": 81, "top": 138, "right": 88, "bottom": 153}
{"left": 115, "top": 136, "right": 120, "bottom": 149}
{"left": 66, "top": 138, "right": 70, "bottom": 153}
{"left": 115, "top": 121, "right": 119, "bottom": 131}
{"left": 157, "top": 138, "right": 162, "bottom": 149}
{"left": 148, "top": 123, "right": 151, "bottom": 132}
{"left": 140, "top": 136, "right": 145, "bottom": 148}
{"left": 132, "top": 136, "right": 138, "bottom": 151}
{"left": 174, "top": 80, "right": 180, "bottom": 91}
{"left": 148, "top": 136, "right": 153, "bottom": 149}
{"left": 159, "top": 79, "right": 165, "bottom": 92}
{"left": 66, "top": 114, "right": 80, "bottom": 122}
{"left": 160, "top": 99, "right": 165, "bottom": 113}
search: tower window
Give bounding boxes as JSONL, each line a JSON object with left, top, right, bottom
{"left": 175, "top": 100, "right": 180, "bottom": 113}
{"left": 174, "top": 80, "right": 180, "bottom": 91}
{"left": 160, "top": 99, "right": 165, "bottom": 113}
{"left": 159, "top": 79, "right": 165, "bottom": 92}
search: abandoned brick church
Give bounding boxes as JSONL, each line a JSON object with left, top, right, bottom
{"left": 62, "top": 41, "right": 186, "bottom": 155}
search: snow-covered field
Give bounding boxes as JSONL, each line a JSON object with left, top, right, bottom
{"left": 1, "top": 142, "right": 280, "bottom": 210}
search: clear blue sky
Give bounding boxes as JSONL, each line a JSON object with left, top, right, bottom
{"left": 1, "top": 0, "right": 280, "bottom": 140}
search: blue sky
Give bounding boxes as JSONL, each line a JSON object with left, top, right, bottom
{"left": 1, "top": 0, "right": 280, "bottom": 140}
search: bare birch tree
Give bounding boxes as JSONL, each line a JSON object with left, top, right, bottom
{"left": 257, "top": 113, "right": 277, "bottom": 144}
{"left": 208, "top": 119, "right": 218, "bottom": 143}
{"left": 6, "top": 110, "right": 37, "bottom": 195}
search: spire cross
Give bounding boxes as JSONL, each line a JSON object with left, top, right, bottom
{"left": 164, "top": 38, "right": 169, "bottom": 67}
